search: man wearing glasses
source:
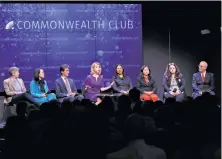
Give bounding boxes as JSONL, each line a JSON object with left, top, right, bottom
{"left": 192, "top": 61, "right": 215, "bottom": 99}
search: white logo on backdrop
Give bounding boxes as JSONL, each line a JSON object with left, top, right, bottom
{"left": 5, "top": 21, "right": 15, "bottom": 29}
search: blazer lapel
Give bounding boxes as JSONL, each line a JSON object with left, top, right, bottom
{"left": 168, "top": 76, "right": 172, "bottom": 86}
{"left": 60, "top": 77, "right": 67, "bottom": 92}
{"left": 205, "top": 72, "right": 209, "bottom": 82}
{"left": 68, "top": 79, "right": 73, "bottom": 92}
{"left": 18, "top": 78, "right": 25, "bottom": 92}
{"left": 9, "top": 78, "right": 16, "bottom": 91}
{"left": 141, "top": 77, "right": 146, "bottom": 86}
{"left": 197, "top": 72, "right": 202, "bottom": 83}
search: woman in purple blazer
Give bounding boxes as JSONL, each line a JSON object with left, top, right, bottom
{"left": 84, "top": 62, "right": 113, "bottom": 102}
{"left": 162, "top": 63, "right": 185, "bottom": 102}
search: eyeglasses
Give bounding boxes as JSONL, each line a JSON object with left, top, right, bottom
{"left": 198, "top": 65, "right": 205, "bottom": 68}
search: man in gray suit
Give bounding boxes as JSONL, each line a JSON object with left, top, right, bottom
{"left": 55, "top": 64, "right": 84, "bottom": 103}
{"left": 3, "top": 67, "right": 39, "bottom": 107}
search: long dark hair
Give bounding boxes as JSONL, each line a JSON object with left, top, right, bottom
{"left": 34, "top": 68, "right": 45, "bottom": 93}
{"left": 114, "top": 64, "right": 125, "bottom": 79}
{"left": 34, "top": 68, "right": 43, "bottom": 82}
{"left": 164, "top": 63, "right": 181, "bottom": 79}
{"left": 140, "top": 65, "right": 152, "bottom": 79}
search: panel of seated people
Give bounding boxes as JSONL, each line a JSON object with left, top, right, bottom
{"left": 3, "top": 61, "right": 216, "bottom": 108}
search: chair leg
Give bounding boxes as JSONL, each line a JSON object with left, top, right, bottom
{"left": 2, "top": 106, "right": 6, "bottom": 123}
{"left": 2, "top": 104, "right": 16, "bottom": 122}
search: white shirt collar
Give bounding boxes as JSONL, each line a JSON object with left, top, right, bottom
{"left": 201, "top": 71, "right": 206, "bottom": 77}
{"left": 61, "top": 76, "right": 68, "bottom": 82}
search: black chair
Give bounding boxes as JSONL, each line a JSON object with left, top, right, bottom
{"left": 26, "top": 88, "right": 31, "bottom": 94}
{"left": 81, "top": 84, "right": 86, "bottom": 97}
{"left": 97, "top": 87, "right": 115, "bottom": 99}
{"left": 2, "top": 92, "right": 16, "bottom": 122}
{"left": 50, "top": 89, "right": 56, "bottom": 94}
{"left": 101, "top": 87, "right": 113, "bottom": 95}
{"left": 77, "top": 89, "right": 82, "bottom": 94}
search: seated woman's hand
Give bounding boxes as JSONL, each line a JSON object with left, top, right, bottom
{"left": 144, "top": 91, "right": 153, "bottom": 95}
{"left": 95, "top": 97, "right": 102, "bottom": 105}
{"left": 15, "top": 92, "right": 24, "bottom": 95}
{"left": 85, "top": 85, "right": 91, "bottom": 91}
{"left": 123, "top": 91, "right": 129, "bottom": 94}
{"left": 169, "top": 91, "right": 176, "bottom": 96}
{"left": 175, "top": 90, "right": 181, "bottom": 95}
{"left": 100, "top": 87, "right": 106, "bottom": 92}
{"left": 101, "top": 86, "right": 111, "bottom": 91}
{"left": 41, "top": 93, "right": 47, "bottom": 97}
{"left": 100, "top": 81, "right": 115, "bottom": 92}
{"left": 69, "top": 93, "right": 76, "bottom": 96}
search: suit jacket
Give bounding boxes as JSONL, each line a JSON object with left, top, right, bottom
{"left": 112, "top": 75, "right": 133, "bottom": 93}
{"left": 30, "top": 80, "right": 49, "bottom": 98}
{"left": 3, "top": 77, "right": 26, "bottom": 104}
{"left": 162, "top": 74, "right": 185, "bottom": 92}
{"left": 55, "top": 77, "right": 78, "bottom": 98}
{"left": 136, "top": 76, "right": 157, "bottom": 94}
{"left": 192, "top": 72, "right": 215, "bottom": 92}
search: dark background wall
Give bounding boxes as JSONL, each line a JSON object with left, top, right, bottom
{"left": 142, "top": 1, "right": 221, "bottom": 99}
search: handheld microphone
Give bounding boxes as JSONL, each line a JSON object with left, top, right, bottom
{"left": 173, "top": 88, "right": 177, "bottom": 93}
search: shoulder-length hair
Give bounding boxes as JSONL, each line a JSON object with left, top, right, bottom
{"left": 90, "top": 62, "right": 102, "bottom": 75}
{"left": 140, "top": 65, "right": 152, "bottom": 78}
{"left": 34, "top": 68, "right": 43, "bottom": 82}
{"left": 115, "top": 64, "right": 125, "bottom": 77}
{"left": 164, "top": 63, "right": 181, "bottom": 79}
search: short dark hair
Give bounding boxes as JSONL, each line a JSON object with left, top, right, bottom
{"left": 60, "top": 64, "right": 69, "bottom": 74}
{"left": 34, "top": 68, "right": 43, "bottom": 82}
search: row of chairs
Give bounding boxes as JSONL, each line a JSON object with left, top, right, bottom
{"left": 2, "top": 85, "right": 186, "bottom": 122}
{"left": 1, "top": 86, "right": 114, "bottom": 121}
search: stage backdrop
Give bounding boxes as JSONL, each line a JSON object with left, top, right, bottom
{"left": 0, "top": 4, "right": 142, "bottom": 91}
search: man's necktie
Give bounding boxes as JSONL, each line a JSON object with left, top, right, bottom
{"left": 201, "top": 73, "right": 205, "bottom": 82}
{"left": 64, "top": 78, "right": 72, "bottom": 94}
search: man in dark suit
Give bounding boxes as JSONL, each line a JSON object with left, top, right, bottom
{"left": 192, "top": 61, "right": 215, "bottom": 99}
{"left": 55, "top": 64, "right": 84, "bottom": 103}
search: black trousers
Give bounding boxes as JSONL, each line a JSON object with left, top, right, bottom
{"left": 11, "top": 93, "right": 40, "bottom": 107}
{"left": 58, "top": 95, "right": 84, "bottom": 103}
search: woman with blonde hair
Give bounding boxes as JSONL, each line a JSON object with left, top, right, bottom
{"left": 84, "top": 62, "right": 113, "bottom": 102}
